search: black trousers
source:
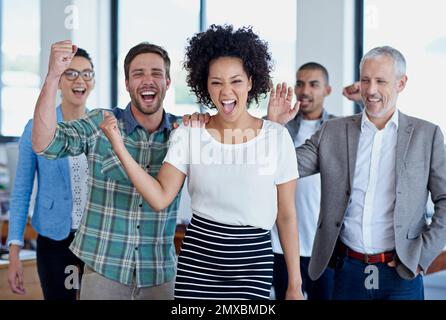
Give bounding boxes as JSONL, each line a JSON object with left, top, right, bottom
{"left": 36, "top": 232, "right": 84, "bottom": 300}
{"left": 273, "top": 253, "right": 334, "bottom": 300}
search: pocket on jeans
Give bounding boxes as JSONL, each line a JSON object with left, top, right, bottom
{"left": 334, "top": 255, "right": 345, "bottom": 270}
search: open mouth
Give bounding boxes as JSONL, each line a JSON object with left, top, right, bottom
{"left": 367, "top": 97, "right": 381, "bottom": 103}
{"left": 72, "top": 87, "right": 86, "bottom": 97}
{"left": 221, "top": 100, "right": 236, "bottom": 115}
{"left": 140, "top": 90, "right": 156, "bottom": 103}
{"left": 366, "top": 97, "right": 382, "bottom": 106}
{"left": 299, "top": 98, "right": 313, "bottom": 105}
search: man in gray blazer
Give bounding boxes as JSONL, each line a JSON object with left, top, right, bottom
{"left": 268, "top": 46, "right": 446, "bottom": 300}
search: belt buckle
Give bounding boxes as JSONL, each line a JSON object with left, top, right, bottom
{"left": 363, "top": 254, "right": 370, "bottom": 264}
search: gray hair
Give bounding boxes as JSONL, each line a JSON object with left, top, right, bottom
{"left": 360, "top": 46, "right": 406, "bottom": 78}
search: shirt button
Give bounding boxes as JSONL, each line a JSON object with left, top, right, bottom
{"left": 137, "top": 225, "right": 140, "bottom": 229}
{"left": 336, "top": 222, "right": 342, "bottom": 228}
{"left": 135, "top": 247, "right": 138, "bottom": 251}
{"left": 146, "top": 165, "right": 150, "bottom": 169}
{"left": 139, "top": 203, "right": 143, "bottom": 207}
{"left": 346, "top": 190, "right": 351, "bottom": 196}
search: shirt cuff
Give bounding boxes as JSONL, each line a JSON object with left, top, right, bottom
{"left": 7, "top": 240, "right": 24, "bottom": 247}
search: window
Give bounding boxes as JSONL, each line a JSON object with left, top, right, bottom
{"left": 117, "top": 0, "right": 297, "bottom": 118}
{"left": 364, "top": 0, "right": 446, "bottom": 134}
{"left": 118, "top": 0, "right": 200, "bottom": 116}
{"left": 206, "top": 0, "right": 297, "bottom": 117}
{"left": 1, "top": 0, "right": 41, "bottom": 136}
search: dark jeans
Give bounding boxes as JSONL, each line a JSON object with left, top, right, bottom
{"left": 332, "top": 254, "right": 424, "bottom": 300}
{"left": 273, "top": 253, "right": 334, "bottom": 300}
{"left": 36, "top": 232, "right": 84, "bottom": 300}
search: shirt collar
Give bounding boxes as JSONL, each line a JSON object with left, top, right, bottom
{"left": 361, "top": 108, "right": 399, "bottom": 131}
{"left": 122, "top": 103, "right": 172, "bottom": 135}
{"left": 296, "top": 108, "right": 331, "bottom": 125}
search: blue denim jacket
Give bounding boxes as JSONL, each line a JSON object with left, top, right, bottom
{"left": 7, "top": 106, "right": 88, "bottom": 246}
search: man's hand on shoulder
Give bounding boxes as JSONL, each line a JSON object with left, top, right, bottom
{"left": 172, "top": 112, "right": 211, "bottom": 129}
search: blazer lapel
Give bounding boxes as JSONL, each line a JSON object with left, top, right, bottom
{"left": 346, "top": 115, "right": 362, "bottom": 190}
{"left": 395, "top": 111, "right": 414, "bottom": 186}
{"left": 57, "top": 158, "right": 70, "bottom": 189}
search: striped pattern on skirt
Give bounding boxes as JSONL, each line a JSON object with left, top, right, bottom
{"left": 174, "top": 214, "right": 274, "bottom": 300}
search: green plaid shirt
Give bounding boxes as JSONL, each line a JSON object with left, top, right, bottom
{"left": 39, "top": 104, "right": 181, "bottom": 287}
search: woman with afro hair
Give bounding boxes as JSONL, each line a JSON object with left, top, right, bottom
{"left": 100, "top": 24, "right": 303, "bottom": 300}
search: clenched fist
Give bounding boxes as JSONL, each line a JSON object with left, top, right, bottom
{"left": 342, "top": 81, "right": 362, "bottom": 103}
{"left": 47, "top": 40, "right": 77, "bottom": 80}
{"left": 100, "top": 111, "right": 125, "bottom": 151}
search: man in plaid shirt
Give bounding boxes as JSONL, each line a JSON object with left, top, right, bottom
{"left": 32, "top": 40, "right": 182, "bottom": 299}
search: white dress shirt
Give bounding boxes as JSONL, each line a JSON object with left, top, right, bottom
{"left": 271, "top": 119, "right": 321, "bottom": 256}
{"left": 340, "top": 110, "right": 399, "bottom": 254}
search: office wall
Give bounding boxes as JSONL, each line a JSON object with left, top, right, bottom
{"left": 40, "top": 0, "right": 111, "bottom": 110}
{"left": 39, "top": 0, "right": 357, "bottom": 115}
{"left": 297, "top": 0, "right": 356, "bottom": 116}
{"left": 36, "top": 0, "right": 358, "bottom": 224}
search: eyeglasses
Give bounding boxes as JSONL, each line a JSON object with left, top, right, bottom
{"left": 63, "top": 69, "right": 95, "bottom": 81}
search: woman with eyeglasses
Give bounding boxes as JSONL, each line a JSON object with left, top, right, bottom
{"left": 7, "top": 47, "right": 94, "bottom": 300}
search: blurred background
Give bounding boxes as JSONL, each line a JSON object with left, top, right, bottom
{"left": 0, "top": 0, "right": 445, "bottom": 137}
{"left": 0, "top": 0, "right": 445, "bottom": 299}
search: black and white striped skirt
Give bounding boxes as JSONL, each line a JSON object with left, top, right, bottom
{"left": 174, "top": 214, "right": 274, "bottom": 300}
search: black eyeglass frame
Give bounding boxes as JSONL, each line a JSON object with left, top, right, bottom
{"left": 63, "top": 68, "right": 95, "bottom": 81}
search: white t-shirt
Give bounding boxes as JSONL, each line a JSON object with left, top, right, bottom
{"left": 271, "top": 119, "right": 321, "bottom": 256}
{"left": 164, "top": 120, "right": 299, "bottom": 230}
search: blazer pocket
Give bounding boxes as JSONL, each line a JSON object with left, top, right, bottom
{"left": 406, "top": 216, "right": 429, "bottom": 239}
{"left": 406, "top": 225, "right": 426, "bottom": 240}
{"left": 404, "top": 160, "right": 425, "bottom": 170}
{"left": 39, "top": 196, "right": 54, "bottom": 210}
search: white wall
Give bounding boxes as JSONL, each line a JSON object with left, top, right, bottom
{"left": 72, "top": 0, "right": 112, "bottom": 109}
{"left": 40, "top": 0, "right": 72, "bottom": 81}
{"left": 297, "top": 0, "right": 356, "bottom": 116}
{"left": 40, "top": 0, "right": 111, "bottom": 110}
{"left": 40, "top": 0, "right": 357, "bottom": 115}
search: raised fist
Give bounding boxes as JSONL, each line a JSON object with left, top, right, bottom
{"left": 47, "top": 40, "right": 77, "bottom": 80}
{"left": 342, "top": 81, "right": 361, "bottom": 103}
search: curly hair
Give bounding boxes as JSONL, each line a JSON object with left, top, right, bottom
{"left": 183, "top": 24, "right": 273, "bottom": 108}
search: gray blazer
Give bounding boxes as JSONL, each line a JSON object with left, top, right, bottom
{"left": 296, "top": 111, "right": 446, "bottom": 280}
